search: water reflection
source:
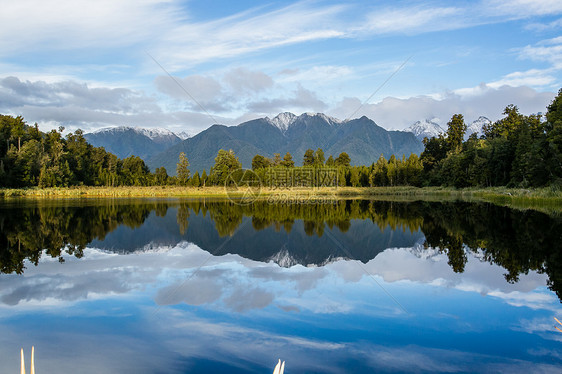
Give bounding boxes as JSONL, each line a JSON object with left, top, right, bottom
{"left": 1, "top": 199, "right": 561, "bottom": 300}
{"left": 1, "top": 199, "right": 562, "bottom": 372}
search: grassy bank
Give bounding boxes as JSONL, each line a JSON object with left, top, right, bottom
{"left": 1, "top": 185, "right": 561, "bottom": 213}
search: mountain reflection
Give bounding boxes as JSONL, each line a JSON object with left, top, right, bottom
{"left": 1, "top": 198, "right": 561, "bottom": 300}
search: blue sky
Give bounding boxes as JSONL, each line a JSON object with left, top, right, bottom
{"left": 0, "top": 0, "right": 561, "bottom": 134}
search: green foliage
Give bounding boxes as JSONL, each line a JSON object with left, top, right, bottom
{"left": 314, "top": 148, "right": 325, "bottom": 167}
{"left": 252, "top": 154, "right": 270, "bottom": 170}
{"left": 335, "top": 152, "right": 351, "bottom": 167}
{"left": 155, "top": 167, "right": 169, "bottom": 185}
{"left": 281, "top": 152, "right": 295, "bottom": 167}
{"left": 210, "top": 149, "right": 241, "bottom": 185}
{"left": 445, "top": 114, "right": 466, "bottom": 151}
{"left": 176, "top": 152, "right": 191, "bottom": 185}
{"left": 190, "top": 171, "right": 201, "bottom": 187}
{"left": 303, "top": 148, "right": 314, "bottom": 166}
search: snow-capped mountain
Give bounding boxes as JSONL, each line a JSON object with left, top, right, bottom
{"left": 464, "top": 116, "right": 491, "bottom": 140}
{"left": 268, "top": 112, "right": 297, "bottom": 132}
{"left": 85, "top": 126, "right": 185, "bottom": 160}
{"left": 406, "top": 116, "right": 492, "bottom": 141}
{"left": 175, "top": 131, "right": 191, "bottom": 140}
{"left": 405, "top": 118, "right": 445, "bottom": 141}
{"left": 267, "top": 112, "right": 342, "bottom": 133}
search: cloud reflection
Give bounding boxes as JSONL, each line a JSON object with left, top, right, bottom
{"left": 0, "top": 241, "right": 554, "bottom": 315}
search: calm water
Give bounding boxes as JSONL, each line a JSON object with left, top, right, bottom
{"left": 0, "top": 198, "right": 561, "bottom": 373}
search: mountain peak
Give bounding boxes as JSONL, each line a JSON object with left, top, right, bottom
{"left": 301, "top": 112, "right": 342, "bottom": 124}
{"left": 464, "top": 116, "right": 491, "bottom": 140}
{"left": 405, "top": 119, "right": 445, "bottom": 141}
{"left": 268, "top": 112, "right": 297, "bottom": 132}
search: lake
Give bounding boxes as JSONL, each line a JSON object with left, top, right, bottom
{"left": 1, "top": 198, "right": 561, "bottom": 373}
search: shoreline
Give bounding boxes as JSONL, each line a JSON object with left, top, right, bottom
{"left": 1, "top": 186, "right": 561, "bottom": 213}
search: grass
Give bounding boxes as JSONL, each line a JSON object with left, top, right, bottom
{"left": 1, "top": 185, "right": 561, "bottom": 213}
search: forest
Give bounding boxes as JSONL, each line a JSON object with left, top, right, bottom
{"left": 1, "top": 88, "right": 561, "bottom": 189}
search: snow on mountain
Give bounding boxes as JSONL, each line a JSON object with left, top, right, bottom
{"left": 176, "top": 131, "right": 191, "bottom": 140}
{"left": 405, "top": 118, "right": 445, "bottom": 141}
{"left": 267, "top": 112, "right": 342, "bottom": 133}
{"left": 464, "top": 116, "right": 490, "bottom": 140}
{"left": 138, "top": 127, "right": 177, "bottom": 140}
{"left": 92, "top": 126, "right": 187, "bottom": 141}
{"left": 268, "top": 112, "right": 297, "bottom": 132}
{"left": 268, "top": 248, "right": 300, "bottom": 268}
{"left": 305, "top": 112, "right": 342, "bottom": 125}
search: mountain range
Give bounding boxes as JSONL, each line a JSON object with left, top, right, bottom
{"left": 83, "top": 113, "right": 492, "bottom": 175}
{"left": 147, "top": 112, "right": 423, "bottom": 174}
{"left": 84, "top": 126, "right": 189, "bottom": 160}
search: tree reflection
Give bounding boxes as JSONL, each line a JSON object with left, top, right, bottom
{"left": 0, "top": 198, "right": 560, "bottom": 301}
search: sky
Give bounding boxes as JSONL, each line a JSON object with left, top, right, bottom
{"left": 0, "top": 0, "right": 561, "bottom": 135}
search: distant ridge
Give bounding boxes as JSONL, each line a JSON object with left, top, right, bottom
{"left": 148, "top": 112, "right": 423, "bottom": 174}
{"left": 84, "top": 126, "right": 188, "bottom": 160}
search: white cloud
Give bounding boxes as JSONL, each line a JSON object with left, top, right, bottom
{"left": 525, "top": 17, "right": 562, "bottom": 31}
{"left": 486, "top": 0, "right": 562, "bottom": 17}
{"left": 489, "top": 69, "right": 558, "bottom": 88}
{"left": 247, "top": 85, "right": 327, "bottom": 114}
{"left": 329, "top": 85, "right": 555, "bottom": 129}
{"left": 0, "top": 0, "right": 183, "bottom": 55}
{"left": 359, "top": 6, "right": 464, "bottom": 35}
{"left": 223, "top": 68, "right": 274, "bottom": 93}
{"left": 518, "top": 37, "right": 562, "bottom": 70}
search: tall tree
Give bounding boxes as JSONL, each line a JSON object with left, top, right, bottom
{"left": 251, "top": 154, "right": 270, "bottom": 170}
{"left": 446, "top": 114, "right": 466, "bottom": 151}
{"left": 314, "top": 148, "right": 325, "bottom": 166}
{"left": 155, "top": 167, "right": 168, "bottom": 185}
{"left": 272, "top": 153, "right": 282, "bottom": 166}
{"left": 210, "top": 149, "right": 241, "bottom": 185}
{"left": 303, "top": 148, "right": 315, "bottom": 166}
{"left": 281, "top": 152, "right": 294, "bottom": 167}
{"left": 176, "top": 152, "right": 191, "bottom": 185}
{"left": 335, "top": 152, "right": 351, "bottom": 168}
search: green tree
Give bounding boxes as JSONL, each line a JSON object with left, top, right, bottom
{"left": 122, "top": 155, "right": 150, "bottom": 186}
{"left": 325, "top": 155, "right": 335, "bottom": 167}
{"left": 370, "top": 154, "right": 389, "bottom": 186}
{"left": 484, "top": 105, "right": 523, "bottom": 140}
{"left": 252, "top": 154, "right": 270, "bottom": 170}
{"left": 546, "top": 89, "right": 562, "bottom": 180}
{"left": 314, "top": 148, "right": 325, "bottom": 167}
{"left": 14, "top": 139, "right": 42, "bottom": 186}
{"left": 445, "top": 114, "right": 466, "bottom": 152}
{"left": 176, "top": 152, "right": 191, "bottom": 185}
{"left": 272, "top": 153, "right": 282, "bottom": 166}
{"left": 335, "top": 152, "right": 351, "bottom": 168}
{"left": 210, "top": 149, "right": 241, "bottom": 185}
{"left": 191, "top": 171, "right": 201, "bottom": 187}
{"left": 281, "top": 152, "right": 294, "bottom": 167}
{"left": 11, "top": 115, "right": 26, "bottom": 152}
{"left": 155, "top": 167, "right": 168, "bottom": 185}
{"left": 201, "top": 170, "right": 208, "bottom": 187}
{"left": 303, "top": 148, "right": 315, "bottom": 166}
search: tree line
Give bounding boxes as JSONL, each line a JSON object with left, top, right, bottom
{"left": 1, "top": 88, "right": 561, "bottom": 188}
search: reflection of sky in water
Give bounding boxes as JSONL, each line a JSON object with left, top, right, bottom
{"left": 1, "top": 242, "right": 561, "bottom": 373}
